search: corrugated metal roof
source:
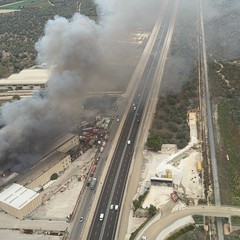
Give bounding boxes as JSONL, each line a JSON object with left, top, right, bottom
{"left": 0, "top": 183, "right": 39, "bottom": 210}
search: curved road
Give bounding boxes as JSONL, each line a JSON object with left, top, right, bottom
{"left": 136, "top": 205, "right": 240, "bottom": 240}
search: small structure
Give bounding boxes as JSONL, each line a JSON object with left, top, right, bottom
{"left": 0, "top": 183, "right": 42, "bottom": 219}
{"left": 224, "top": 223, "right": 230, "bottom": 235}
{"left": 197, "top": 161, "right": 202, "bottom": 172}
{"left": 166, "top": 169, "right": 172, "bottom": 178}
{"left": 160, "top": 144, "right": 177, "bottom": 154}
{"left": 150, "top": 177, "right": 173, "bottom": 187}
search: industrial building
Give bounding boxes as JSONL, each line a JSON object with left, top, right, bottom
{"left": 0, "top": 66, "right": 49, "bottom": 90}
{"left": 17, "top": 151, "right": 71, "bottom": 190}
{"left": 0, "top": 183, "right": 42, "bottom": 219}
{"left": 55, "top": 133, "right": 80, "bottom": 154}
{"left": 42, "top": 133, "right": 80, "bottom": 157}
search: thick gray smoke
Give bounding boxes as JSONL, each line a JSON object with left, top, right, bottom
{"left": 203, "top": 0, "right": 240, "bottom": 59}
{"left": 0, "top": 0, "right": 161, "bottom": 172}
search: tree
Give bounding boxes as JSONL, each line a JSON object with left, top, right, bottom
{"left": 147, "top": 133, "right": 162, "bottom": 151}
{"left": 133, "top": 199, "right": 141, "bottom": 211}
{"left": 148, "top": 204, "right": 157, "bottom": 217}
{"left": 50, "top": 173, "right": 58, "bottom": 180}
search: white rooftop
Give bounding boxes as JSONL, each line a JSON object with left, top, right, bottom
{"left": 0, "top": 183, "right": 39, "bottom": 210}
{"left": 0, "top": 67, "right": 49, "bottom": 85}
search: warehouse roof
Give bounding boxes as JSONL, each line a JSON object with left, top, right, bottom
{"left": 17, "top": 151, "right": 69, "bottom": 187}
{"left": 43, "top": 133, "right": 78, "bottom": 156}
{"left": 0, "top": 183, "right": 39, "bottom": 210}
{"left": 0, "top": 66, "right": 49, "bottom": 85}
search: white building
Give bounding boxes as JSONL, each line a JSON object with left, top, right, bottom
{"left": 0, "top": 66, "right": 49, "bottom": 90}
{"left": 0, "top": 183, "right": 42, "bottom": 219}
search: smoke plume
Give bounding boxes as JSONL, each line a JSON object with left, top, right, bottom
{"left": 0, "top": 0, "right": 161, "bottom": 172}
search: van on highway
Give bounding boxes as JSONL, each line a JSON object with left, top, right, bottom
{"left": 99, "top": 213, "right": 104, "bottom": 221}
{"left": 90, "top": 177, "right": 97, "bottom": 190}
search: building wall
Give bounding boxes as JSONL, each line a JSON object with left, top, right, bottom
{"left": 0, "top": 194, "right": 42, "bottom": 220}
{"left": 0, "top": 84, "right": 47, "bottom": 91}
{"left": 57, "top": 136, "right": 80, "bottom": 153}
{"left": 26, "top": 155, "right": 71, "bottom": 189}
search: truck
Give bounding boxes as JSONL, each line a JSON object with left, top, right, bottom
{"left": 90, "top": 177, "right": 97, "bottom": 190}
{"left": 170, "top": 192, "right": 178, "bottom": 202}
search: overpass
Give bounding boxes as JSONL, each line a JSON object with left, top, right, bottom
{"left": 136, "top": 205, "right": 240, "bottom": 240}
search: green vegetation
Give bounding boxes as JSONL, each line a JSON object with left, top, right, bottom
{"left": 0, "top": 0, "right": 46, "bottom": 10}
{"left": 132, "top": 191, "right": 149, "bottom": 212}
{"left": 166, "top": 224, "right": 195, "bottom": 240}
{"left": 50, "top": 173, "right": 58, "bottom": 180}
{"left": 192, "top": 215, "right": 204, "bottom": 224}
{"left": 232, "top": 216, "right": 240, "bottom": 226}
{"left": 208, "top": 59, "right": 240, "bottom": 205}
{"left": 150, "top": 75, "right": 199, "bottom": 150}
{"left": 147, "top": 204, "right": 157, "bottom": 217}
{"left": 129, "top": 217, "right": 152, "bottom": 240}
{"left": 0, "top": 0, "right": 98, "bottom": 79}
{"left": 146, "top": 132, "right": 162, "bottom": 151}
{"left": 130, "top": 192, "right": 158, "bottom": 240}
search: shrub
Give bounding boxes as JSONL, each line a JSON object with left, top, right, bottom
{"left": 50, "top": 173, "right": 58, "bottom": 180}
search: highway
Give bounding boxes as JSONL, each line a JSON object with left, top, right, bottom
{"left": 87, "top": 1, "right": 177, "bottom": 239}
{"left": 136, "top": 205, "right": 240, "bottom": 240}
{"left": 198, "top": 0, "right": 224, "bottom": 239}
{"left": 69, "top": 116, "right": 121, "bottom": 240}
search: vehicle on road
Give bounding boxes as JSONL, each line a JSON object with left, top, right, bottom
{"left": 99, "top": 213, "right": 104, "bottom": 221}
{"left": 116, "top": 118, "right": 120, "bottom": 122}
{"left": 133, "top": 106, "right": 136, "bottom": 111}
{"left": 114, "top": 205, "right": 119, "bottom": 211}
{"left": 79, "top": 217, "right": 83, "bottom": 222}
{"left": 90, "top": 177, "right": 97, "bottom": 190}
{"left": 110, "top": 204, "right": 114, "bottom": 210}
{"left": 127, "top": 140, "right": 131, "bottom": 145}
{"left": 87, "top": 177, "right": 92, "bottom": 186}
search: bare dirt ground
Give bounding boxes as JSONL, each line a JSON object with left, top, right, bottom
{"left": 31, "top": 149, "right": 96, "bottom": 220}
{"left": 126, "top": 111, "right": 205, "bottom": 238}
{"left": 0, "top": 229, "right": 61, "bottom": 240}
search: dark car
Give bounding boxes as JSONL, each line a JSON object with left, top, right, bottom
{"left": 79, "top": 217, "right": 83, "bottom": 222}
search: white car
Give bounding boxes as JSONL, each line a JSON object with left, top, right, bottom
{"left": 99, "top": 213, "right": 104, "bottom": 221}
{"left": 114, "top": 205, "right": 119, "bottom": 211}
{"left": 110, "top": 204, "right": 114, "bottom": 210}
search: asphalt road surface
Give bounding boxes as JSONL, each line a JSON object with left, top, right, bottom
{"left": 87, "top": 1, "right": 176, "bottom": 240}
{"left": 198, "top": 0, "right": 224, "bottom": 239}
{"left": 136, "top": 205, "right": 240, "bottom": 240}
